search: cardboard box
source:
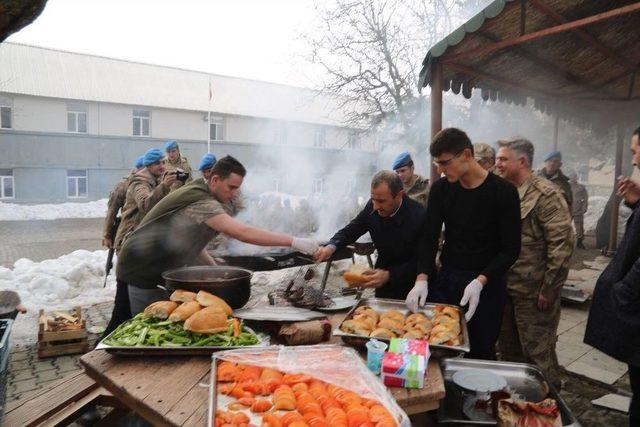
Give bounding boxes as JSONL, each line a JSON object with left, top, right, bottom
{"left": 381, "top": 352, "right": 425, "bottom": 389}
{"left": 388, "top": 338, "right": 429, "bottom": 358}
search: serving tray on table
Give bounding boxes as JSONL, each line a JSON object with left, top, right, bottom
{"left": 95, "top": 325, "right": 269, "bottom": 356}
{"left": 438, "top": 358, "right": 580, "bottom": 426}
{"left": 332, "top": 297, "right": 470, "bottom": 357}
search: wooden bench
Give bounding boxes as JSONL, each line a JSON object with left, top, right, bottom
{"left": 4, "top": 369, "right": 127, "bottom": 427}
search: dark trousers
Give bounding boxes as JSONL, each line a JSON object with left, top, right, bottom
{"left": 630, "top": 364, "right": 640, "bottom": 427}
{"left": 428, "top": 266, "right": 506, "bottom": 360}
{"left": 101, "top": 279, "right": 132, "bottom": 340}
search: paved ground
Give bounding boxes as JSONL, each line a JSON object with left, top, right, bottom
{"left": 0, "top": 219, "right": 633, "bottom": 425}
{"left": 0, "top": 218, "right": 103, "bottom": 267}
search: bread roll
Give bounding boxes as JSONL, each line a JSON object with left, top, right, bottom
{"left": 380, "top": 310, "right": 405, "bottom": 323}
{"left": 196, "top": 291, "right": 233, "bottom": 315}
{"left": 341, "top": 319, "right": 373, "bottom": 335}
{"left": 403, "top": 329, "right": 425, "bottom": 339}
{"left": 143, "top": 301, "right": 178, "bottom": 319}
{"left": 170, "top": 289, "right": 197, "bottom": 303}
{"left": 183, "top": 308, "right": 229, "bottom": 334}
{"left": 370, "top": 328, "right": 395, "bottom": 339}
{"left": 406, "top": 313, "right": 428, "bottom": 324}
{"left": 343, "top": 264, "right": 370, "bottom": 284}
{"left": 441, "top": 306, "right": 460, "bottom": 320}
{"left": 352, "top": 314, "right": 376, "bottom": 330}
{"left": 168, "top": 301, "right": 202, "bottom": 322}
{"left": 377, "top": 318, "right": 405, "bottom": 336}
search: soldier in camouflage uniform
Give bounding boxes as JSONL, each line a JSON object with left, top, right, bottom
{"left": 102, "top": 156, "right": 144, "bottom": 248}
{"left": 537, "top": 150, "right": 573, "bottom": 211}
{"left": 569, "top": 172, "right": 589, "bottom": 249}
{"left": 164, "top": 140, "right": 194, "bottom": 191}
{"left": 113, "top": 148, "right": 176, "bottom": 250}
{"left": 392, "top": 151, "right": 429, "bottom": 206}
{"left": 473, "top": 142, "right": 496, "bottom": 172}
{"left": 496, "top": 138, "right": 575, "bottom": 389}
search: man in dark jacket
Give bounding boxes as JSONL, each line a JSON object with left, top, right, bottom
{"left": 314, "top": 171, "right": 427, "bottom": 300}
{"left": 584, "top": 127, "right": 640, "bottom": 427}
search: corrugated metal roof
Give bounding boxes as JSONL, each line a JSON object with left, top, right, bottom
{"left": 0, "top": 42, "right": 347, "bottom": 127}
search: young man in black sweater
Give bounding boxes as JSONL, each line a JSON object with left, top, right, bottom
{"left": 406, "top": 128, "right": 521, "bottom": 359}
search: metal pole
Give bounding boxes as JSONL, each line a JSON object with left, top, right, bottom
{"left": 607, "top": 124, "right": 625, "bottom": 254}
{"left": 430, "top": 61, "right": 443, "bottom": 184}
{"left": 207, "top": 76, "right": 212, "bottom": 153}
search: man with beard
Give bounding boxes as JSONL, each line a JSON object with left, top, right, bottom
{"left": 495, "top": 138, "right": 574, "bottom": 389}
{"left": 406, "top": 128, "right": 521, "bottom": 360}
{"left": 314, "top": 171, "right": 426, "bottom": 300}
{"left": 585, "top": 127, "right": 640, "bottom": 426}
{"left": 392, "top": 151, "right": 429, "bottom": 206}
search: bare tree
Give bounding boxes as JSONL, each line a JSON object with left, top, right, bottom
{"left": 305, "top": 0, "right": 469, "bottom": 147}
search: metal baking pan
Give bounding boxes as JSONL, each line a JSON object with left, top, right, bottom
{"left": 95, "top": 326, "right": 269, "bottom": 356}
{"left": 332, "top": 297, "right": 470, "bottom": 357}
{"left": 233, "top": 306, "right": 327, "bottom": 322}
{"left": 438, "top": 358, "right": 580, "bottom": 426}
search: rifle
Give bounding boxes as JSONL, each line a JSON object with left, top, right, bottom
{"left": 103, "top": 216, "right": 121, "bottom": 288}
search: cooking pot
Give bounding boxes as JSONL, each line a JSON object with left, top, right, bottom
{"left": 161, "top": 266, "right": 252, "bottom": 309}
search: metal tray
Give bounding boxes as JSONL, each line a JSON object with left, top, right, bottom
{"left": 332, "top": 297, "right": 470, "bottom": 357}
{"left": 233, "top": 306, "right": 326, "bottom": 322}
{"left": 438, "top": 358, "right": 580, "bottom": 426}
{"left": 95, "top": 325, "right": 269, "bottom": 356}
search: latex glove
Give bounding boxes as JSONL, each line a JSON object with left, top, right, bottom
{"left": 314, "top": 245, "right": 336, "bottom": 263}
{"left": 460, "top": 279, "right": 483, "bottom": 321}
{"left": 291, "top": 237, "right": 319, "bottom": 255}
{"left": 405, "top": 280, "right": 428, "bottom": 313}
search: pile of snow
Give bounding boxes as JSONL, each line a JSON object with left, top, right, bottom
{"left": 0, "top": 199, "right": 108, "bottom": 221}
{"left": 584, "top": 196, "right": 632, "bottom": 239}
{"left": 0, "top": 250, "right": 115, "bottom": 344}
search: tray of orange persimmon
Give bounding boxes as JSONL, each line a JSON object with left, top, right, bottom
{"left": 209, "top": 345, "right": 411, "bottom": 427}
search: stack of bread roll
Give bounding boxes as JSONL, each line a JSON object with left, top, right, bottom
{"left": 143, "top": 289, "right": 234, "bottom": 334}
{"left": 339, "top": 304, "right": 462, "bottom": 346}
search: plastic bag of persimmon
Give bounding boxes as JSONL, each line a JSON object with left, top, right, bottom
{"left": 209, "top": 344, "right": 411, "bottom": 427}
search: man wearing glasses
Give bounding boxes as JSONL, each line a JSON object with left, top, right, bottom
{"left": 406, "top": 128, "right": 521, "bottom": 360}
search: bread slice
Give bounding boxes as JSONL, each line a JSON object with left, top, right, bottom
{"left": 195, "top": 291, "right": 233, "bottom": 315}
{"left": 168, "top": 301, "right": 202, "bottom": 322}
{"left": 143, "top": 301, "right": 178, "bottom": 319}
{"left": 343, "top": 264, "right": 370, "bottom": 284}
{"left": 170, "top": 289, "right": 197, "bottom": 303}
{"left": 183, "top": 308, "right": 229, "bottom": 334}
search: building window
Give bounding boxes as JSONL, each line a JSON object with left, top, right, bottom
{"left": 313, "top": 178, "right": 325, "bottom": 195}
{"left": 0, "top": 169, "right": 14, "bottom": 199}
{"left": 67, "top": 169, "right": 88, "bottom": 198}
{"left": 132, "top": 108, "right": 150, "bottom": 136}
{"left": 0, "top": 96, "right": 12, "bottom": 129}
{"left": 314, "top": 128, "right": 326, "bottom": 148}
{"left": 67, "top": 103, "right": 87, "bottom": 133}
{"left": 347, "top": 132, "right": 360, "bottom": 150}
{"left": 210, "top": 121, "right": 224, "bottom": 141}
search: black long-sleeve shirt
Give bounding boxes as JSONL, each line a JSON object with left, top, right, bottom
{"left": 328, "top": 196, "right": 427, "bottom": 299}
{"left": 418, "top": 173, "right": 521, "bottom": 284}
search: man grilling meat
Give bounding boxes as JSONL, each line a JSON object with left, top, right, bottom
{"left": 117, "top": 155, "right": 319, "bottom": 314}
{"left": 314, "top": 171, "right": 427, "bottom": 300}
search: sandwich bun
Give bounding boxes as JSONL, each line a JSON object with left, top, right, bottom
{"left": 196, "top": 291, "right": 233, "bottom": 315}
{"left": 168, "top": 301, "right": 202, "bottom": 322}
{"left": 170, "top": 289, "right": 197, "bottom": 303}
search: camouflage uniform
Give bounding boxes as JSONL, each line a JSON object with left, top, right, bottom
{"left": 103, "top": 173, "right": 132, "bottom": 241}
{"left": 404, "top": 174, "right": 429, "bottom": 207}
{"left": 164, "top": 155, "right": 194, "bottom": 191}
{"left": 113, "top": 169, "right": 170, "bottom": 250}
{"left": 570, "top": 181, "right": 589, "bottom": 241}
{"left": 498, "top": 175, "right": 575, "bottom": 387}
{"left": 537, "top": 168, "right": 573, "bottom": 212}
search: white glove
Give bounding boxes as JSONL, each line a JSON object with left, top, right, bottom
{"left": 405, "top": 280, "right": 428, "bottom": 313}
{"left": 460, "top": 279, "right": 483, "bottom": 321}
{"left": 291, "top": 237, "right": 319, "bottom": 255}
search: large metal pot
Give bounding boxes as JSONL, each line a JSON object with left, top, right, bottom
{"left": 161, "top": 266, "right": 253, "bottom": 309}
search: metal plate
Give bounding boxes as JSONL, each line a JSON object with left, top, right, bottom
{"left": 315, "top": 296, "right": 359, "bottom": 312}
{"left": 332, "top": 297, "right": 470, "bottom": 357}
{"left": 438, "top": 358, "right": 580, "bottom": 426}
{"left": 233, "top": 306, "right": 326, "bottom": 322}
{"left": 95, "top": 326, "right": 269, "bottom": 356}
{"left": 453, "top": 369, "right": 507, "bottom": 392}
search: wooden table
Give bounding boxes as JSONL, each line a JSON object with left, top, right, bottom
{"left": 80, "top": 315, "right": 446, "bottom": 427}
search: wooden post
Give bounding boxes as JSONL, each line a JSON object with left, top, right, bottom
{"left": 607, "top": 124, "right": 625, "bottom": 254}
{"left": 430, "top": 61, "right": 443, "bottom": 184}
{"left": 553, "top": 112, "right": 559, "bottom": 151}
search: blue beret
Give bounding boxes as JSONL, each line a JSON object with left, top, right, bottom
{"left": 392, "top": 151, "right": 413, "bottom": 170}
{"left": 165, "top": 140, "right": 179, "bottom": 151}
{"left": 198, "top": 153, "right": 217, "bottom": 171}
{"left": 134, "top": 155, "right": 144, "bottom": 169}
{"left": 544, "top": 151, "right": 561, "bottom": 162}
{"left": 142, "top": 148, "right": 164, "bottom": 166}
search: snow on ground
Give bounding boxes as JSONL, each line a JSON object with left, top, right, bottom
{"left": 0, "top": 250, "right": 115, "bottom": 344}
{"left": 584, "top": 196, "right": 632, "bottom": 239}
{"left": 0, "top": 199, "right": 107, "bottom": 221}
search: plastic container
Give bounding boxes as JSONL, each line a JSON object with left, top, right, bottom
{"left": 366, "top": 339, "right": 388, "bottom": 374}
{"left": 0, "top": 318, "right": 13, "bottom": 422}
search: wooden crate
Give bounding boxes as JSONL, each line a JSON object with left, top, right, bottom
{"left": 38, "top": 307, "right": 89, "bottom": 358}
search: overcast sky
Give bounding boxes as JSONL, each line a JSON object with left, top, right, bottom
{"left": 7, "top": 0, "right": 321, "bottom": 87}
